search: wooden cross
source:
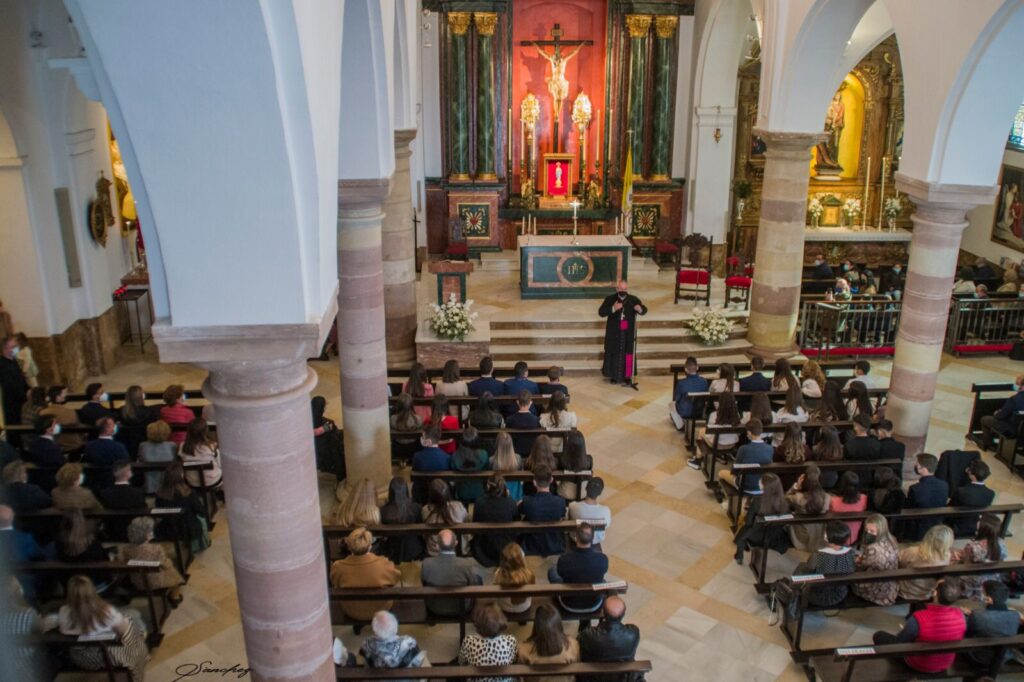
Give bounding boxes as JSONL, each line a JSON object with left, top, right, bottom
{"left": 520, "top": 25, "right": 593, "bottom": 152}
{"left": 519, "top": 23, "right": 594, "bottom": 52}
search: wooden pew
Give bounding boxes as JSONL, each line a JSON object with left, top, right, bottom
{"left": 779, "top": 560, "right": 1024, "bottom": 661}
{"left": 722, "top": 457, "right": 902, "bottom": 527}
{"left": 967, "top": 381, "right": 1016, "bottom": 437}
{"left": 670, "top": 359, "right": 861, "bottom": 392}
{"left": 335, "top": 661, "right": 653, "bottom": 680}
{"left": 322, "top": 520, "right": 605, "bottom": 572}
{"left": 60, "top": 389, "right": 205, "bottom": 409}
{"left": 15, "top": 507, "right": 194, "bottom": 578}
{"left": 747, "top": 502, "right": 1023, "bottom": 593}
{"left": 329, "top": 581, "right": 626, "bottom": 639}
{"left": 15, "top": 633, "right": 135, "bottom": 681}
{"left": 410, "top": 469, "right": 594, "bottom": 501}
{"left": 10, "top": 560, "right": 170, "bottom": 646}
{"left": 809, "top": 635, "right": 1024, "bottom": 682}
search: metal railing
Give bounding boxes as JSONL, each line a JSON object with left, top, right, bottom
{"left": 945, "top": 297, "right": 1024, "bottom": 353}
{"left": 798, "top": 299, "right": 902, "bottom": 358}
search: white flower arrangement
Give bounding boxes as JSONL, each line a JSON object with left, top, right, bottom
{"left": 883, "top": 196, "right": 902, "bottom": 219}
{"left": 688, "top": 308, "right": 733, "bottom": 346}
{"left": 429, "top": 293, "right": 479, "bottom": 341}
{"left": 842, "top": 198, "right": 862, "bottom": 218}
{"left": 808, "top": 196, "right": 824, "bottom": 219}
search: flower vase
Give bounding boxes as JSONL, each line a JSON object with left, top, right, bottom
{"left": 887, "top": 217, "right": 895, "bottom": 232}
{"left": 811, "top": 215, "right": 819, "bottom": 230}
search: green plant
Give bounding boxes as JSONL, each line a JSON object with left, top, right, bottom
{"left": 733, "top": 179, "right": 753, "bottom": 199}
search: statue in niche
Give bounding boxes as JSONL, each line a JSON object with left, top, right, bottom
{"left": 815, "top": 86, "right": 846, "bottom": 177}
{"left": 554, "top": 162, "right": 563, "bottom": 189}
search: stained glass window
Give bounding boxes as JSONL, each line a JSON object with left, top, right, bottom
{"left": 1010, "top": 102, "right": 1024, "bottom": 150}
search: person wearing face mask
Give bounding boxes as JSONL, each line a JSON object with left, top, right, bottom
{"left": 51, "top": 462, "right": 103, "bottom": 511}
{"left": 82, "top": 417, "right": 130, "bottom": 492}
{"left": 852, "top": 514, "right": 899, "bottom": 605}
{"left": 971, "top": 373, "right": 1024, "bottom": 452}
{"left": 0, "top": 335, "right": 29, "bottom": 425}
{"left": 880, "top": 263, "right": 904, "bottom": 299}
{"left": 598, "top": 280, "right": 648, "bottom": 388}
{"left": 39, "top": 385, "right": 86, "bottom": 452}
{"left": 906, "top": 453, "right": 950, "bottom": 541}
{"left": 26, "top": 415, "right": 66, "bottom": 492}
{"left": 78, "top": 383, "right": 114, "bottom": 427}
{"left": 811, "top": 254, "right": 833, "bottom": 279}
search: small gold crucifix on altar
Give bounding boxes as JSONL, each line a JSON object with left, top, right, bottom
{"left": 521, "top": 24, "right": 593, "bottom": 153}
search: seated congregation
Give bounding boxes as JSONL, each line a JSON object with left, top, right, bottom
{"left": 670, "top": 353, "right": 1024, "bottom": 679}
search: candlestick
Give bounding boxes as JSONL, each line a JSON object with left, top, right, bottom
{"left": 596, "top": 109, "right": 601, "bottom": 173}
{"left": 508, "top": 107, "right": 513, "bottom": 167}
{"left": 863, "top": 155, "right": 871, "bottom": 229}
{"left": 877, "top": 157, "right": 888, "bottom": 230}
{"left": 520, "top": 120, "right": 525, "bottom": 182}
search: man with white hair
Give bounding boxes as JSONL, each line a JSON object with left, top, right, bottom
{"left": 358, "top": 610, "right": 429, "bottom": 670}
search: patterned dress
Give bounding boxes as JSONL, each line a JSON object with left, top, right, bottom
{"left": 959, "top": 539, "right": 1008, "bottom": 600}
{"left": 58, "top": 605, "right": 149, "bottom": 681}
{"left": 458, "top": 633, "right": 519, "bottom": 682}
{"left": 851, "top": 539, "right": 899, "bottom": 605}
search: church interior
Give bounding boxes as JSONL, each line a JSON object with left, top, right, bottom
{"left": 3, "top": 1, "right": 1024, "bottom": 681}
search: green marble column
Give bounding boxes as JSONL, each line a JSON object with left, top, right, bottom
{"left": 475, "top": 13, "right": 497, "bottom": 180}
{"left": 448, "top": 12, "right": 471, "bottom": 181}
{"left": 625, "top": 15, "right": 651, "bottom": 180}
{"left": 651, "top": 16, "right": 677, "bottom": 181}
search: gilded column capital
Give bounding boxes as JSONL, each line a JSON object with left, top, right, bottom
{"left": 448, "top": 12, "right": 471, "bottom": 36}
{"left": 654, "top": 16, "right": 678, "bottom": 39}
{"left": 625, "top": 14, "right": 652, "bottom": 38}
{"left": 473, "top": 12, "right": 498, "bottom": 36}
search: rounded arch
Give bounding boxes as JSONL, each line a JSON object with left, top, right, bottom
{"left": 392, "top": 4, "right": 412, "bottom": 130}
{"left": 339, "top": 0, "right": 393, "bottom": 180}
{"left": 927, "top": 1, "right": 1024, "bottom": 185}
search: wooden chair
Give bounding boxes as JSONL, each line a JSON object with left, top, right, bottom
{"left": 725, "top": 254, "right": 753, "bottom": 310}
{"left": 675, "top": 233, "right": 713, "bottom": 306}
{"left": 444, "top": 217, "right": 468, "bottom": 261}
{"left": 653, "top": 218, "right": 681, "bottom": 268}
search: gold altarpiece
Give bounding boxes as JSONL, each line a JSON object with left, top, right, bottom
{"left": 732, "top": 36, "right": 910, "bottom": 265}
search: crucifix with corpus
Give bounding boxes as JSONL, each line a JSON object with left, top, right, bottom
{"left": 521, "top": 24, "right": 592, "bottom": 152}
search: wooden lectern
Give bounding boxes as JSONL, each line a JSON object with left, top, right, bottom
{"left": 427, "top": 260, "right": 475, "bottom": 305}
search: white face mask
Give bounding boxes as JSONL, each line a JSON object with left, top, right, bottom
{"left": 78, "top": 473, "right": 86, "bottom": 486}
{"left": 181, "top": 393, "right": 188, "bottom": 402}
{"left": 11, "top": 346, "right": 20, "bottom": 358}
{"left": 53, "top": 424, "right": 62, "bottom": 435}
{"left": 99, "top": 392, "right": 110, "bottom": 402}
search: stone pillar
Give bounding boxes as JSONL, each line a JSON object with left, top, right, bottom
{"left": 650, "top": 16, "right": 678, "bottom": 181}
{"left": 625, "top": 14, "right": 652, "bottom": 179}
{"left": 886, "top": 176, "right": 997, "bottom": 467}
{"left": 152, "top": 322, "right": 336, "bottom": 682}
{"left": 474, "top": 12, "right": 498, "bottom": 180}
{"left": 383, "top": 129, "right": 418, "bottom": 366}
{"left": 746, "top": 130, "right": 826, "bottom": 358}
{"left": 448, "top": 12, "right": 471, "bottom": 181}
{"left": 338, "top": 179, "right": 393, "bottom": 494}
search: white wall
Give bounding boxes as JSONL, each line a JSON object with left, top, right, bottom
{"left": 416, "top": 9, "right": 442, "bottom": 246}
{"left": 671, "top": 16, "right": 695, "bottom": 180}
{"left": 962, "top": 147, "right": 1024, "bottom": 265}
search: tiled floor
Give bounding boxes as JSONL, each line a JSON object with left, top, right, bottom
{"left": 57, "top": 268, "right": 1024, "bottom": 681}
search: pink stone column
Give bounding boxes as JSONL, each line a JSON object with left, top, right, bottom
{"left": 383, "top": 129, "right": 419, "bottom": 365}
{"left": 746, "top": 130, "right": 826, "bottom": 358}
{"left": 152, "top": 324, "right": 337, "bottom": 682}
{"left": 886, "top": 176, "right": 996, "bottom": 471}
{"left": 338, "top": 179, "right": 393, "bottom": 494}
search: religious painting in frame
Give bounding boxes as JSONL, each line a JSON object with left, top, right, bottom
{"left": 630, "top": 204, "right": 660, "bottom": 238}
{"left": 457, "top": 203, "right": 490, "bottom": 239}
{"left": 542, "top": 153, "right": 575, "bottom": 199}
{"left": 991, "top": 164, "right": 1024, "bottom": 254}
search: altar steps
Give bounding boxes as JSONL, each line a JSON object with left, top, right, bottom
{"left": 487, "top": 318, "right": 752, "bottom": 376}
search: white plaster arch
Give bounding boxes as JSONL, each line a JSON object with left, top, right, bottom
{"left": 758, "top": 0, "right": 874, "bottom": 133}
{"left": 837, "top": 1, "right": 894, "bottom": 78}
{"left": 64, "top": 0, "right": 340, "bottom": 329}
{"left": 392, "top": 2, "right": 412, "bottom": 130}
{"left": 339, "top": 0, "right": 394, "bottom": 180}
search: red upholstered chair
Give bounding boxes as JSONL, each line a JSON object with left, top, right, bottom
{"left": 725, "top": 255, "right": 753, "bottom": 310}
{"left": 444, "top": 217, "right": 468, "bottom": 261}
{"left": 654, "top": 218, "right": 681, "bottom": 268}
{"left": 675, "top": 233, "right": 713, "bottom": 306}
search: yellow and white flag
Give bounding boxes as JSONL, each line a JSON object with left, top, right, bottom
{"left": 622, "top": 146, "right": 634, "bottom": 236}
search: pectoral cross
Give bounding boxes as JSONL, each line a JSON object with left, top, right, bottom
{"left": 521, "top": 24, "right": 592, "bottom": 152}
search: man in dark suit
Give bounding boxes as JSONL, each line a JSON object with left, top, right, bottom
{"left": 578, "top": 595, "right": 641, "bottom": 680}
{"left": 502, "top": 361, "right": 540, "bottom": 397}
{"left": 811, "top": 254, "right": 833, "bottom": 280}
{"left": 951, "top": 459, "right": 996, "bottom": 536}
{"left": 0, "top": 504, "right": 52, "bottom": 599}
{"left": 467, "top": 356, "right": 504, "bottom": 398}
{"left": 738, "top": 356, "right": 772, "bottom": 393}
{"left": 0, "top": 460, "right": 52, "bottom": 514}
{"left": 410, "top": 426, "right": 449, "bottom": 502}
{"left": 77, "top": 383, "right": 113, "bottom": 427}
{"left": 548, "top": 523, "right": 608, "bottom": 614}
{"left": 718, "top": 420, "right": 773, "bottom": 494}
{"left": 845, "top": 415, "right": 882, "bottom": 486}
{"left": 0, "top": 336, "right": 28, "bottom": 425}
{"left": 26, "top": 416, "right": 65, "bottom": 492}
{"left": 974, "top": 374, "right": 1024, "bottom": 452}
{"left": 505, "top": 390, "right": 541, "bottom": 454}
{"left": 420, "top": 528, "right": 482, "bottom": 617}
{"left": 876, "top": 419, "right": 905, "bottom": 462}
{"left": 880, "top": 264, "right": 904, "bottom": 299}
{"left": 906, "top": 453, "right": 950, "bottom": 540}
{"left": 519, "top": 466, "right": 567, "bottom": 556}
{"left": 82, "top": 417, "right": 130, "bottom": 492}
{"left": 539, "top": 366, "right": 570, "bottom": 397}
{"left": 99, "top": 461, "right": 147, "bottom": 541}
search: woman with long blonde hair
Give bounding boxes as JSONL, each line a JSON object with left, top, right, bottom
{"left": 898, "top": 524, "right": 954, "bottom": 603}
{"left": 495, "top": 542, "right": 537, "bottom": 614}
{"left": 852, "top": 514, "right": 899, "bottom": 606}
{"left": 800, "top": 360, "right": 826, "bottom": 400}
{"left": 490, "top": 431, "right": 524, "bottom": 500}
{"left": 56, "top": 575, "right": 149, "bottom": 680}
{"left": 334, "top": 478, "right": 382, "bottom": 527}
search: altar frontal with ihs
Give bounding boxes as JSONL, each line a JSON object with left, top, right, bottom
{"left": 427, "top": 3, "right": 687, "bottom": 279}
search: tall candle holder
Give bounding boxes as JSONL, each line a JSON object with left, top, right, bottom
{"left": 571, "top": 91, "right": 592, "bottom": 195}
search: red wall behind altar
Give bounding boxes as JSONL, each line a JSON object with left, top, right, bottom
{"left": 512, "top": 0, "right": 607, "bottom": 194}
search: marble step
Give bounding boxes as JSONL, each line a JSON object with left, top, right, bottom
{"left": 490, "top": 313, "right": 748, "bottom": 331}
{"left": 491, "top": 337, "right": 752, "bottom": 362}
{"left": 490, "top": 351, "right": 752, "bottom": 376}
{"left": 489, "top": 326, "right": 748, "bottom": 346}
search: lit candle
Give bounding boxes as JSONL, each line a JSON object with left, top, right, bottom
{"left": 877, "top": 157, "right": 887, "bottom": 230}
{"left": 596, "top": 109, "right": 601, "bottom": 172}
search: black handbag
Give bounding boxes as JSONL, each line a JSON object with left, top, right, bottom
{"left": 768, "top": 577, "right": 800, "bottom": 626}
